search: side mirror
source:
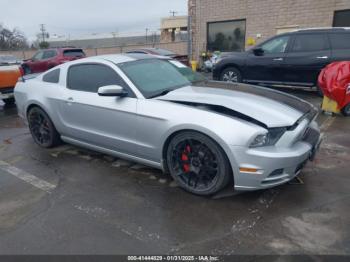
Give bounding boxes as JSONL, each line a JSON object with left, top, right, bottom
{"left": 253, "top": 47, "right": 264, "bottom": 56}
{"left": 98, "top": 85, "right": 128, "bottom": 97}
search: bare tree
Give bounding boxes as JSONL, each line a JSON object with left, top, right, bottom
{"left": 0, "top": 24, "right": 28, "bottom": 50}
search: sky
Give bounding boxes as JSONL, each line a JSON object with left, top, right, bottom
{"left": 1, "top": 0, "right": 187, "bottom": 41}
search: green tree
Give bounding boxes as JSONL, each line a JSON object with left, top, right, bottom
{"left": 39, "top": 41, "right": 50, "bottom": 49}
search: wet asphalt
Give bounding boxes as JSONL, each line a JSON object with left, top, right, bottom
{"left": 0, "top": 86, "right": 349, "bottom": 255}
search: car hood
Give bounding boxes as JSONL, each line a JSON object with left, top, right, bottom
{"left": 157, "top": 82, "right": 317, "bottom": 128}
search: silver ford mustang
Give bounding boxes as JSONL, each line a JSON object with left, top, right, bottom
{"left": 14, "top": 54, "right": 322, "bottom": 196}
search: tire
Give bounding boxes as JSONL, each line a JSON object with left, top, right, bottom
{"left": 2, "top": 97, "right": 15, "bottom": 105}
{"left": 316, "top": 85, "right": 324, "bottom": 97}
{"left": 341, "top": 103, "right": 350, "bottom": 116}
{"left": 27, "top": 107, "right": 61, "bottom": 148}
{"left": 22, "top": 65, "right": 31, "bottom": 75}
{"left": 220, "top": 67, "right": 242, "bottom": 83}
{"left": 166, "top": 131, "right": 232, "bottom": 196}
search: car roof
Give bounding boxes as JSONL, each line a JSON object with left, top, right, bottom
{"left": 282, "top": 27, "right": 350, "bottom": 35}
{"left": 65, "top": 53, "right": 165, "bottom": 65}
{"left": 39, "top": 47, "right": 83, "bottom": 52}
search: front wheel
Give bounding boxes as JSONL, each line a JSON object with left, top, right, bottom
{"left": 28, "top": 107, "right": 61, "bottom": 148}
{"left": 166, "top": 131, "right": 232, "bottom": 195}
{"left": 220, "top": 67, "right": 242, "bottom": 83}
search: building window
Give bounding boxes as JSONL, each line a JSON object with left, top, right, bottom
{"left": 207, "top": 19, "right": 246, "bottom": 52}
{"left": 333, "top": 9, "right": 350, "bottom": 27}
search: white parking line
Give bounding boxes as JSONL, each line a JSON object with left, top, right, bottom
{"left": 0, "top": 160, "right": 56, "bottom": 193}
{"left": 320, "top": 116, "right": 335, "bottom": 131}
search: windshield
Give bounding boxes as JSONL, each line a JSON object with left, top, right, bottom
{"left": 118, "top": 59, "right": 205, "bottom": 98}
{"left": 0, "top": 55, "right": 19, "bottom": 64}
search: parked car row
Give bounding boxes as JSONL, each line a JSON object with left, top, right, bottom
{"left": 7, "top": 30, "right": 347, "bottom": 196}
{"left": 14, "top": 54, "right": 322, "bottom": 196}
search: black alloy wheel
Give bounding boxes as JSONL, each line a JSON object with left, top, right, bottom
{"left": 220, "top": 67, "right": 242, "bottom": 83}
{"left": 166, "top": 131, "right": 231, "bottom": 195}
{"left": 28, "top": 107, "right": 61, "bottom": 148}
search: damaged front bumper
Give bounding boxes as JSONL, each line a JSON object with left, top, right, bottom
{"left": 230, "top": 126, "right": 323, "bottom": 191}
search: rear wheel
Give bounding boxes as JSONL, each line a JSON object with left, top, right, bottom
{"left": 220, "top": 67, "right": 242, "bottom": 83}
{"left": 166, "top": 131, "right": 231, "bottom": 195}
{"left": 2, "top": 97, "right": 15, "bottom": 105}
{"left": 316, "top": 85, "right": 324, "bottom": 97}
{"left": 341, "top": 103, "right": 350, "bottom": 116}
{"left": 27, "top": 107, "right": 61, "bottom": 148}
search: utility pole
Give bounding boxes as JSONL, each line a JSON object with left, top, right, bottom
{"left": 111, "top": 28, "right": 118, "bottom": 47}
{"left": 145, "top": 28, "right": 149, "bottom": 43}
{"left": 169, "top": 10, "right": 178, "bottom": 17}
{"left": 39, "top": 24, "right": 46, "bottom": 42}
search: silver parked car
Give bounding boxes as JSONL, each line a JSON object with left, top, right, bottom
{"left": 14, "top": 54, "right": 322, "bottom": 195}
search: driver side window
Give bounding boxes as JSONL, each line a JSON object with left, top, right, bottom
{"left": 67, "top": 63, "right": 135, "bottom": 97}
{"left": 32, "top": 51, "right": 44, "bottom": 61}
{"left": 260, "top": 36, "right": 290, "bottom": 54}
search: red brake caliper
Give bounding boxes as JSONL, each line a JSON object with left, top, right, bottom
{"left": 181, "top": 145, "right": 191, "bottom": 173}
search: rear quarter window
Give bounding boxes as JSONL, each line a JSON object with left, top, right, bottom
{"left": 291, "top": 34, "right": 328, "bottom": 52}
{"left": 43, "top": 69, "right": 60, "bottom": 83}
{"left": 63, "top": 49, "right": 85, "bottom": 57}
{"left": 329, "top": 33, "right": 350, "bottom": 50}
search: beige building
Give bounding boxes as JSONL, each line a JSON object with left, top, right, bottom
{"left": 160, "top": 16, "right": 188, "bottom": 42}
{"left": 188, "top": 0, "right": 350, "bottom": 60}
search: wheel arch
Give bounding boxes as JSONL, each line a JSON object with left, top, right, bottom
{"left": 25, "top": 102, "right": 53, "bottom": 122}
{"left": 220, "top": 63, "right": 243, "bottom": 77}
{"left": 26, "top": 102, "right": 46, "bottom": 117}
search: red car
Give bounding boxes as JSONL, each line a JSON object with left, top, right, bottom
{"left": 22, "top": 48, "right": 85, "bottom": 74}
{"left": 126, "top": 48, "right": 189, "bottom": 66}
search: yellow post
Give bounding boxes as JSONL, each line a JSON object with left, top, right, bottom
{"left": 321, "top": 96, "right": 340, "bottom": 113}
{"left": 190, "top": 60, "right": 198, "bottom": 72}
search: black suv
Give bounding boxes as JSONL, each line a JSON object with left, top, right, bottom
{"left": 213, "top": 28, "right": 350, "bottom": 94}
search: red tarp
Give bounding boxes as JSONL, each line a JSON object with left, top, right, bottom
{"left": 318, "top": 61, "right": 350, "bottom": 109}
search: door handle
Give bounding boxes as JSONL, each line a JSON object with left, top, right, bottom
{"left": 316, "top": 56, "right": 328, "bottom": 59}
{"left": 273, "top": 58, "right": 283, "bottom": 61}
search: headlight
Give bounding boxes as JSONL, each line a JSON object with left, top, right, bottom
{"left": 250, "top": 127, "right": 286, "bottom": 148}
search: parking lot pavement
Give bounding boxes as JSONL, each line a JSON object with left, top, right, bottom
{"left": 0, "top": 89, "right": 349, "bottom": 255}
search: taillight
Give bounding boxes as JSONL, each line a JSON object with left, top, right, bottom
{"left": 19, "top": 66, "right": 24, "bottom": 76}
